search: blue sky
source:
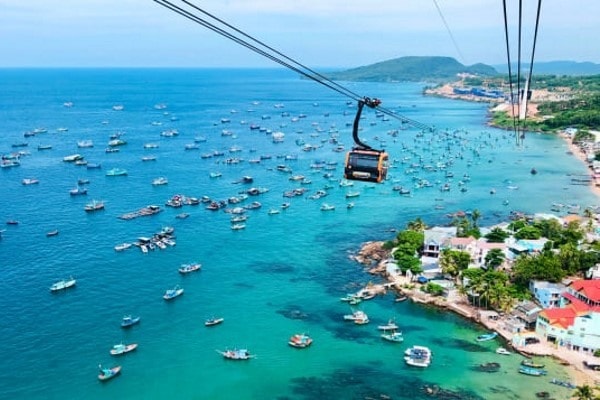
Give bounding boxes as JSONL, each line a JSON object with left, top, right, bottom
{"left": 0, "top": 0, "right": 598, "bottom": 68}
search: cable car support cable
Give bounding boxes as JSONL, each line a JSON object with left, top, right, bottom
{"left": 153, "top": 0, "right": 433, "bottom": 133}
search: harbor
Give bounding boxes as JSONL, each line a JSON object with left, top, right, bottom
{"left": 0, "top": 68, "right": 597, "bottom": 400}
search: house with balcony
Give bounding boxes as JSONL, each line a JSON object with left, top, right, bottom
{"left": 530, "top": 280, "right": 565, "bottom": 309}
{"left": 535, "top": 279, "right": 600, "bottom": 355}
{"left": 422, "top": 226, "right": 457, "bottom": 258}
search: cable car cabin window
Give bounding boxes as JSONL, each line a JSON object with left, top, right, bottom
{"left": 344, "top": 150, "right": 388, "bottom": 183}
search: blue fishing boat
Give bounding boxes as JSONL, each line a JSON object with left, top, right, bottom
{"left": 163, "top": 285, "right": 184, "bottom": 300}
{"left": 476, "top": 332, "right": 498, "bottom": 342}
{"left": 97, "top": 365, "right": 121, "bottom": 381}
{"left": 518, "top": 365, "right": 547, "bottom": 376}
{"left": 550, "top": 378, "right": 576, "bottom": 389}
{"left": 106, "top": 168, "right": 127, "bottom": 177}
{"left": 121, "top": 315, "right": 140, "bottom": 328}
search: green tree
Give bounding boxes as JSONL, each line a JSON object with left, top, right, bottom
{"left": 485, "top": 227, "right": 509, "bottom": 243}
{"left": 394, "top": 253, "right": 423, "bottom": 274}
{"left": 471, "top": 209, "right": 481, "bottom": 228}
{"left": 558, "top": 242, "right": 582, "bottom": 275}
{"left": 406, "top": 217, "right": 428, "bottom": 232}
{"left": 485, "top": 248, "right": 506, "bottom": 270}
{"left": 512, "top": 252, "right": 565, "bottom": 288}
{"left": 561, "top": 221, "right": 584, "bottom": 246}
{"left": 395, "top": 230, "right": 424, "bottom": 255}
{"left": 423, "top": 282, "right": 445, "bottom": 296}
{"left": 440, "top": 249, "right": 471, "bottom": 279}
{"left": 573, "top": 384, "right": 595, "bottom": 400}
{"left": 514, "top": 226, "right": 542, "bottom": 240}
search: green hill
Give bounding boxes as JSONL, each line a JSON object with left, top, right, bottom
{"left": 328, "top": 56, "right": 498, "bottom": 82}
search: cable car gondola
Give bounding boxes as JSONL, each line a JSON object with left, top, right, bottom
{"left": 344, "top": 98, "right": 388, "bottom": 183}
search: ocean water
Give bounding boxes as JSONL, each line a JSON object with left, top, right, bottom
{"left": 0, "top": 68, "right": 596, "bottom": 400}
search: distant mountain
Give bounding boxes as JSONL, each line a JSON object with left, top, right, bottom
{"left": 327, "top": 56, "right": 498, "bottom": 82}
{"left": 494, "top": 61, "right": 600, "bottom": 76}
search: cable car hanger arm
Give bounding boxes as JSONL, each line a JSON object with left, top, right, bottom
{"left": 352, "top": 97, "right": 381, "bottom": 150}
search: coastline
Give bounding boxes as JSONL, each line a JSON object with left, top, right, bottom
{"left": 354, "top": 215, "right": 600, "bottom": 389}
{"left": 561, "top": 132, "right": 600, "bottom": 198}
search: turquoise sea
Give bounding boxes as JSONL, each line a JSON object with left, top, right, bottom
{"left": 0, "top": 68, "right": 597, "bottom": 399}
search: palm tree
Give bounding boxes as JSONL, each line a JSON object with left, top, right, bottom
{"left": 573, "top": 384, "right": 595, "bottom": 400}
{"left": 407, "top": 217, "right": 428, "bottom": 232}
{"left": 583, "top": 207, "right": 595, "bottom": 233}
{"left": 485, "top": 248, "right": 506, "bottom": 270}
{"left": 471, "top": 209, "right": 481, "bottom": 228}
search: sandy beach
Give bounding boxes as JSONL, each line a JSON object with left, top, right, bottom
{"left": 561, "top": 131, "right": 600, "bottom": 198}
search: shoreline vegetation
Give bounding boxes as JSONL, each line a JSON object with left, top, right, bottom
{"left": 351, "top": 73, "right": 600, "bottom": 392}
{"left": 349, "top": 131, "right": 600, "bottom": 393}
{"left": 352, "top": 240, "right": 599, "bottom": 388}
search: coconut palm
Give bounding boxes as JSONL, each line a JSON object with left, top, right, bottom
{"left": 407, "top": 217, "right": 428, "bottom": 232}
{"left": 573, "top": 384, "right": 595, "bottom": 400}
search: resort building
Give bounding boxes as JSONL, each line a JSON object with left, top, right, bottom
{"left": 422, "top": 226, "right": 457, "bottom": 258}
{"left": 535, "top": 279, "right": 600, "bottom": 355}
{"left": 529, "top": 280, "right": 566, "bottom": 309}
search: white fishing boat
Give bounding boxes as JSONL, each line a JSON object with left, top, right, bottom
{"left": 114, "top": 243, "right": 132, "bottom": 252}
{"left": 152, "top": 177, "right": 168, "bottom": 186}
{"left": 50, "top": 277, "right": 76, "bottom": 292}
{"left": 343, "top": 310, "right": 369, "bottom": 324}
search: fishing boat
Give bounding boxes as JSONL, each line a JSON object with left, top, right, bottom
{"left": 288, "top": 333, "right": 313, "bottom": 348}
{"left": 217, "top": 348, "right": 254, "bottom": 360}
{"left": 49, "top": 277, "right": 76, "bottom": 292}
{"left": 110, "top": 343, "right": 138, "bottom": 356}
{"left": 22, "top": 178, "right": 39, "bottom": 185}
{"left": 69, "top": 186, "right": 88, "bottom": 196}
{"left": 205, "top": 317, "right": 224, "bottom": 327}
{"left": 496, "top": 347, "right": 511, "bottom": 355}
{"left": 343, "top": 310, "right": 369, "bottom": 324}
{"left": 381, "top": 330, "right": 404, "bottom": 343}
{"left": 178, "top": 263, "right": 201, "bottom": 274}
{"left": 377, "top": 319, "right": 399, "bottom": 331}
{"left": 98, "top": 365, "right": 121, "bottom": 381}
{"left": 395, "top": 294, "right": 408, "bottom": 302}
{"left": 106, "top": 168, "right": 128, "bottom": 177}
{"left": 46, "top": 229, "right": 59, "bottom": 237}
{"left": 404, "top": 345, "right": 432, "bottom": 368}
{"left": 163, "top": 285, "right": 184, "bottom": 300}
{"left": 550, "top": 378, "right": 576, "bottom": 389}
{"left": 476, "top": 332, "right": 498, "bottom": 342}
{"left": 121, "top": 315, "right": 140, "bottom": 328}
{"left": 84, "top": 200, "right": 105, "bottom": 212}
{"left": 518, "top": 365, "right": 547, "bottom": 376}
{"left": 521, "top": 359, "right": 545, "bottom": 369}
{"left": 152, "top": 177, "right": 168, "bottom": 186}
{"left": 320, "top": 203, "right": 335, "bottom": 211}
{"left": 114, "top": 243, "right": 132, "bottom": 252}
